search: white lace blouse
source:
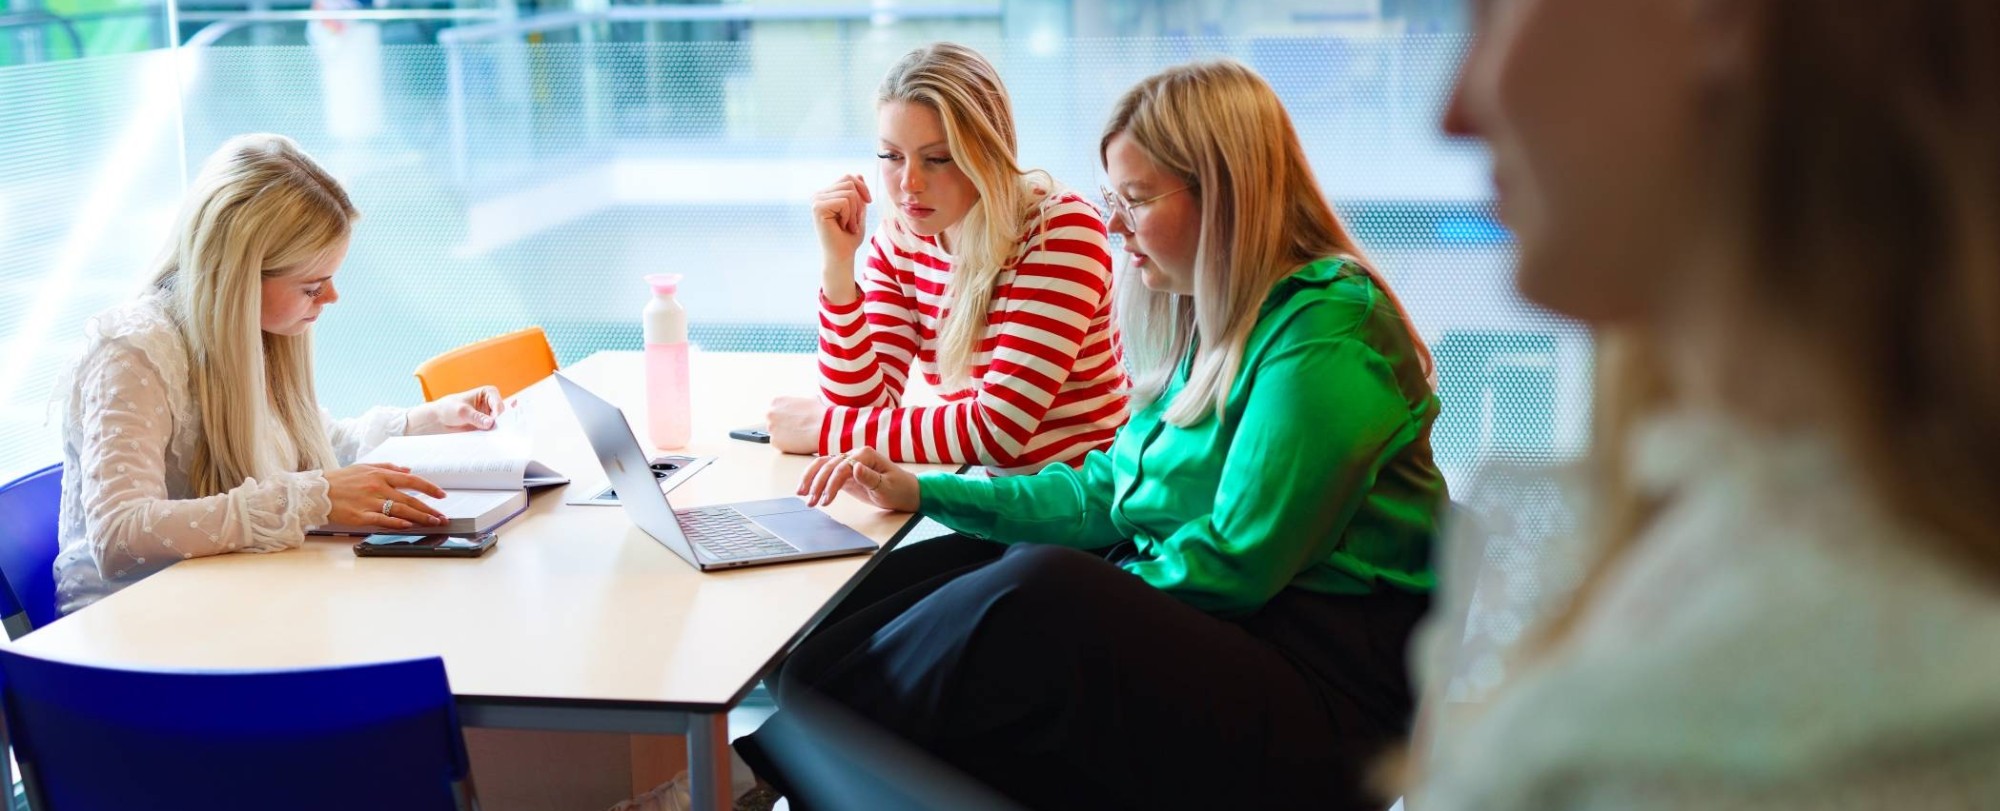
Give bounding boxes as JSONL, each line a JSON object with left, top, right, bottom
{"left": 1411, "top": 412, "right": 2000, "bottom": 808}
{"left": 55, "top": 295, "right": 409, "bottom": 615}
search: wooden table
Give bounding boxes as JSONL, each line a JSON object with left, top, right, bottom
{"left": 15, "top": 350, "right": 952, "bottom": 810}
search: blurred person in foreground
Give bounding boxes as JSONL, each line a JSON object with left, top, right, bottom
{"left": 1405, "top": 1, "right": 2000, "bottom": 808}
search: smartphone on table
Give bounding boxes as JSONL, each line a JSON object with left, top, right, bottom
{"left": 352, "top": 531, "right": 498, "bottom": 558}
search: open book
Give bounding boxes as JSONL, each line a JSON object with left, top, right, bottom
{"left": 314, "top": 406, "right": 567, "bottom": 536}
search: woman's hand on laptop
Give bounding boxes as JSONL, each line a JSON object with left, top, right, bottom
{"left": 799, "top": 447, "right": 919, "bottom": 512}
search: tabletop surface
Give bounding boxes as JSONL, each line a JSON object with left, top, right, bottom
{"left": 15, "top": 350, "right": 949, "bottom": 711}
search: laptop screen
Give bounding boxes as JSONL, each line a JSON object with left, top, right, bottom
{"left": 554, "top": 374, "right": 710, "bottom": 566}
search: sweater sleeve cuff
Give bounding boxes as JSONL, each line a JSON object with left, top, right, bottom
{"left": 818, "top": 407, "right": 839, "bottom": 455}
{"left": 296, "top": 470, "right": 333, "bottom": 530}
{"left": 819, "top": 290, "right": 864, "bottom": 315}
{"left": 917, "top": 471, "right": 994, "bottom": 534}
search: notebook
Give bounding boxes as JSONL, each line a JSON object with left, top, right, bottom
{"left": 313, "top": 406, "right": 565, "bottom": 535}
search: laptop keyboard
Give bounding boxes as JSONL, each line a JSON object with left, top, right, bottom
{"left": 677, "top": 506, "right": 800, "bottom": 560}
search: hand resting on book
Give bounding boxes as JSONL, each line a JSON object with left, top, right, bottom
{"left": 325, "top": 463, "right": 449, "bottom": 530}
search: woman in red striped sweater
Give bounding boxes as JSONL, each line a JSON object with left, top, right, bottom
{"left": 764, "top": 42, "right": 1129, "bottom": 476}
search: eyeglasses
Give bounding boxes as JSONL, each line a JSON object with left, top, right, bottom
{"left": 1100, "top": 184, "right": 1188, "bottom": 224}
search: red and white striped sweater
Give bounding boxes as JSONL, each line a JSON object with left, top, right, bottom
{"left": 817, "top": 192, "right": 1130, "bottom": 475}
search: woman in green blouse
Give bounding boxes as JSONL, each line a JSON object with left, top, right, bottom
{"left": 733, "top": 60, "right": 1446, "bottom": 811}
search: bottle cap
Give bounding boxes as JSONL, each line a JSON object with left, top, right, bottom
{"left": 645, "top": 273, "right": 683, "bottom": 296}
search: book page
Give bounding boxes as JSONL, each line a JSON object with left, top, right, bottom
{"left": 359, "top": 411, "right": 533, "bottom": 490}
{"left": 414, "top": 488, "right": 521, "bottom": 515}
{"left": 521, "top": 459, "right": 570, "bottom": 488}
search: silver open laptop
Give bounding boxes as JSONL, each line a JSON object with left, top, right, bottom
{"left": 556, "top": 373, "right": 877, "bottom": 571}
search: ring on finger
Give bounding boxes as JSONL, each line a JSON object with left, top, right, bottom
{"left": 381, "top": 498, "right": 396, "bottom": 516}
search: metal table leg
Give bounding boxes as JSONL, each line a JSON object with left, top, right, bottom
{"left": 687, "top": 712, "right": 732, "bottom": 811}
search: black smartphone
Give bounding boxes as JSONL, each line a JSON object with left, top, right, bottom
{"left": 729, "top": 427, "right": 772, "bottom": 444}
{"left": 353, "top": 532, "right": 497, "bottom": 558}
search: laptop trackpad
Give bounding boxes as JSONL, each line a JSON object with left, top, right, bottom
{"left": 747, "top": 504, "right": 878, "bottom": 554}
{"left": 730, "top": 497, "right": 812, "bottom": 518}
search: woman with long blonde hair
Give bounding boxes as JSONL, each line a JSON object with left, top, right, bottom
{"left": 1411, "top": 0, "right": 2000, "bottom": 808}
{"left": 743, "top": 44, "right": 1135, "bottom": 697}
{"left": 55, "top": 133, "right": 505, "bottom": 614}
{"left": 763, "top": 42, "right": 1128, "bottom": 475}
{"left": 720, "top": 60, "right": 1446, "bottom": 811}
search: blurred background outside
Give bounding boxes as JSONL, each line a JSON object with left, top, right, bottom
{"left": 0, "top": 0, "right": 1581, "bottom": 496}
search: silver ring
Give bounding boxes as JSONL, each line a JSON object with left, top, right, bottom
{"left": 381, "top": 498, "right": 395, "bottom": 516}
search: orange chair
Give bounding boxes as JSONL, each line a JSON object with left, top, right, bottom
{"left": 413, "top": 326, "right": 559, "bottom": 402}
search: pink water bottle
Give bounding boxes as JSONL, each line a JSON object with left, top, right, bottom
{"left": 643, "top": 273, "right": 691, "bottom": 449}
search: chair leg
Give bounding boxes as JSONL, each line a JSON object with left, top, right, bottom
{"left": 452, "top": 776, "right": 482, "bottom": 811}
{"left": 14, "top": 762, "right": 43, "bottom": 811}
{"left": 0, "top": 708, "right": 13, "bottom": 811}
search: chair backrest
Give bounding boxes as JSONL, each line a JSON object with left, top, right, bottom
{"left": 0, "top": 464, "right": 63, "bottom": 635}
{"left": 1418, "top": 465, "right": 1582, "bottom": 720}
{"left": 749, "top": 688, "right": 1026, "bottom": 811}
{"left": 413, "top": 326, "right": 559, "bottom": 402}
{"left": 0, "top": 650, "right": 476, "bottom": 811}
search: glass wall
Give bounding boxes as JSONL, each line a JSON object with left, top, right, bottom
{"left": 5, "top": 0, "right": 1474, "bottom": 70}
{"left": 1, "top": 0, "right": 169, "bottom": 66}
{"left": 1, "top": 0, "right": 1579, "bottom": 495}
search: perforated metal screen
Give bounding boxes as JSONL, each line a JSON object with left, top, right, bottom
{"left": 0, "top": 34, "right": 1588, "bottom": 489}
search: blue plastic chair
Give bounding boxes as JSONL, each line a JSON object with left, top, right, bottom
{"left": 0, "top": 650, "right": 478, "bottom": 811}
{"left": 0, "top": 463, "right": 62, "bottom": 637}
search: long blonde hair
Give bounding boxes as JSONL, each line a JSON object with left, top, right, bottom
{"left": 1102, "top": 59, "right": 1434, "bottom": 426}
{"left": 148, "top": 133, "right": 356, "bottom": 498}
{"left": 1537, "top": 0, "right": 2000, "bottom": 656}
{"left": 879, "top": 43, "right": 1054, "bottom": 391}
